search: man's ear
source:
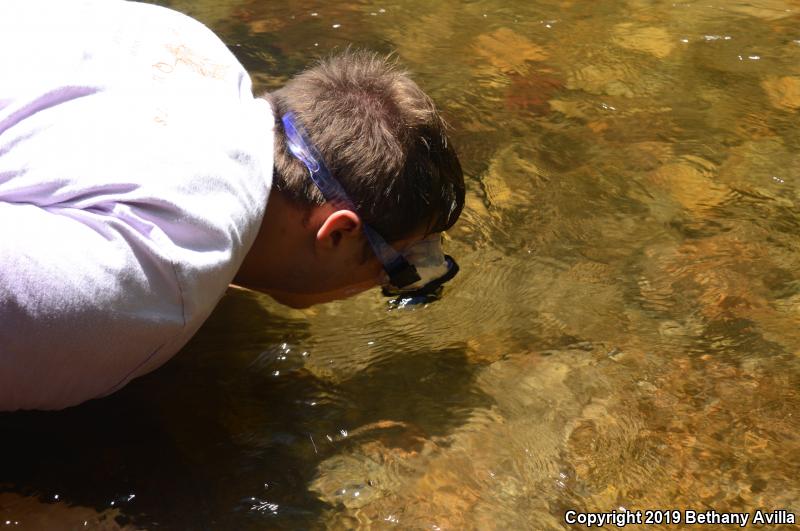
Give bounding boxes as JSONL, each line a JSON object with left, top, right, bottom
{"left": 316, "top": 209, "right": 362, "bottom": 249}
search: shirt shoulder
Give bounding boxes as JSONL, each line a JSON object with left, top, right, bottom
{"left": 0, "top": 0, "right": 249, "bottom": 99}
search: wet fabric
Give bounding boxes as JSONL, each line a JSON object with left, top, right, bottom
{"left": 0, "top": 0, "right": 274, "bottom": 410}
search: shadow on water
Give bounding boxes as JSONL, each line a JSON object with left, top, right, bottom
{"left": 0, "top": 289, "right": 492, "bottom": 530}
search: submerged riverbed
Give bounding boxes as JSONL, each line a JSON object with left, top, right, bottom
{"left": 2, "top": 0, "right": 800, "bottom": 529}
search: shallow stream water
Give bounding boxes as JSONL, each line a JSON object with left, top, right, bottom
{"left": 2, "top": 0, "right": 800, "bottom": 529}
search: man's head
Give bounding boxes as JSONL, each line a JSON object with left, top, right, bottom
{"left": 235, "top": 50, "right": 465, "bottom": 307}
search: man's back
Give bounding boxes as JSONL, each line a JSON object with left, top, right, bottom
{"left": 0, "top": 0, "right": 274, "bottom": 410}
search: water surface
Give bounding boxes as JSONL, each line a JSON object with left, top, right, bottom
{"left": 2, "top": 0, "right": 800, "bottom": 529}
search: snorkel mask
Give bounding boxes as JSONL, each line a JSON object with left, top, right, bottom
{"left": 281, "top": 112, "right": 460, "bottom": 306}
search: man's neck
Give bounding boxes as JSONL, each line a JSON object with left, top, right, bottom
{"left": 233, "top": 191, "right": 309, "bottom": 292}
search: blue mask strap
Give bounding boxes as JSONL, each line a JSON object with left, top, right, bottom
{"left": 281, "top": 112, "right": 421, "bottom": 288}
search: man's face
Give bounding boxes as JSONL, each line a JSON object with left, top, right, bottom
{"left": 265, "top": 231, "right": 426, "bottom": 309}
{"left": 235, "top": 192, "right": 437, "bottom": 309}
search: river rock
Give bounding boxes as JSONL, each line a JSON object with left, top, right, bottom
{"left": 481, "top": 145, "right": 546, "bottom": 210}
{"left": 613, "top": 23, "right": 676, "bottom": 59}
{"left": 761, "top": 76, "right": 800, "bottom": 110}
{"left": 648, "top": 158, "right": 731, "bottom": 213}
{"left": 474, "top": 28, "right": 548, "bottom": 73}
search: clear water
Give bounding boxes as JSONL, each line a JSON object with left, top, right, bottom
{"left": 2, "top": 0, "right": 800, "bottom": 529}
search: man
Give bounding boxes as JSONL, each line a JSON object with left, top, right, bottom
{"left": 0, "top": 1, "right": 464, "bottom": 410}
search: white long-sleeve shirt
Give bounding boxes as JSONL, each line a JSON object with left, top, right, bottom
{"left": 0, "top": 0, "right": 274, "bottom": 410}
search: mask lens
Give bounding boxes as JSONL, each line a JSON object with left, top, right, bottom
{"left": 381, "top": 234, "right": 459, "bottom": 305}
{"left": 383, "top": 255, "right": 459, "bottom": 306}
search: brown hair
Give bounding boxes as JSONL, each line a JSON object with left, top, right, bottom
{"left": 266, "top": 50, "right": 465, "bottom": 243}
